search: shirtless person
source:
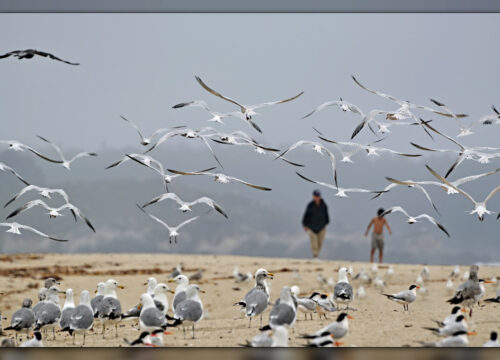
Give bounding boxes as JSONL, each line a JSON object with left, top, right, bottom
{"left": 364, "top": 208, "right": 392, "bottom": 263}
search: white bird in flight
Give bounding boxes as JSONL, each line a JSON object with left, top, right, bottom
{"left": 6, "top": 199, "right": 95, "bottom": 233}
{"left": 426, "top": 164, "right": 500, "bottom": 222}
{"left": 296, "top": 172, "right": 372, "bottom": 198}
{"left": 195, "top": 75, "right": 304, "bottom": 133}
{"left": 0, "top": 222, "right": 68, "bottom": 242}
{"left": 381, "top": 206, "right": 450, "bottom": 237}
{"left": 120, "top": 115, "right": 186, "bottom": 146}
{"left": 137, "top": 205, "right": 208, "bottom": 243}
{"left": 0, "top": 162, "right": 30, "bottom": 186}
{"left": 141, "top": 192, "right": 228, "bottom": 219}
{"left": 172, "top": 100, "right": 244, "bottom": 124}
{"left": 35, "top": 135, "right": 97, "bottom": 170}
{"left": 4, "top": 184, "right": 70, "bottom": 208}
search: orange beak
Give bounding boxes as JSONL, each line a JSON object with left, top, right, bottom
{"left": 347, "top": 315, "right": 354, "bottom": 320}
{"left": 334, "top": 341, "right": 344, "bottom": 347}
{"left": 118, "top": 285, "right": 125, "bottom": 289}
{"left": 460, "top": 308, "right": 467, "bottom": 313}
{"left": 416, "top": 286, "right": 420, "bottom": 289}
{"left": 467, "top": 331, "right": 477, "bottom": 336}
{"left": 483, "top": 280, "right": 494, "bottom": 284}
{"left": 163, "top": 331, "right": 173, "bottom": 335}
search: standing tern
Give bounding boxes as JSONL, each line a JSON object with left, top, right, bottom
{"left": 424, "top": 315, "right": 468, "bottom": 336}
{"left": 0, "top": 162, "right": 30, "bottom": 186}
{"left": 137, "top": 205, "right": 209, "bottom": 243}
{"left": 418, "top": 330, "right": 476, "bottom": 347}
{"left": 426, "top": 164, "right": 500, "bottom": 221}
{"left": 141, "top": 192, "right": 228, "bottom": 218}
{"left": 195, "top": 75, "right": 304, "bottom": 133}
{"left": 431, "top": 306, "right": 466, "bottom": 328}
{"left": 383, "top": 284, "right": 419, "bottom": 312}
{"left": 381, "top": 206, "right": 450, "bottom": 237}
{"left": 0, "top": 49, "right": 79, "bottom": 65}
{"left": 167, "top": 168, "right": 272, "bottom": 191}
{"left": 0, "top": 222, "right": 67, "bottom": 242}
{"left": 300, "top": 312, "right": 353, "bottom": 341}
{"left": 35, "top": 135, "right": 97, "bottom": 170}
{"left": 120, "top": 115, "right": 185, "bottom": 146}
{"left": 6, "top": 199, "right": 95, "bottom": 233}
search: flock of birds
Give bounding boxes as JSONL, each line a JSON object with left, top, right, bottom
{"left": 1, "top": 262, "right": 500, "bottom": 347}
{"left": 1, "top": 49, "right": 500, "bottom": 347}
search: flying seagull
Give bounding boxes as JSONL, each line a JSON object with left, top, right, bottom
{"left": 142, "top": 192, "right": 228, "bottom": 219}
{"left": 381, "top": 206, "right": 450, "bottom": 237}
{"left": 35, "top": 135, "right": 97, "bottom": 170}
{"left": 0, "top": 162, "right": 30, "bottom": 186}
{"left": 412, "top": 121, "right": 500, "bottom": 178}
{"left": 195, "top": 75, "right": 304, "bottom": 133}
{"left": 167, "top": 169, "right": 272, "bottom": 191}
{"left": 137, "top": 205, "right": 208, "bottom": 243}
{"left": 172, "top": 100, "right": 244, "bottom": 124}
{"left": 0, "top": 49, "right": 79, "bottom": 65}
{"left": 0, "top": 222, "right": 67, "bottom": 242}
{"left": 296, "top": 172, "right": 372, "bottom": 198}
{"left": 301, "top": 98, "right": 364, "bottom": 119}
{"left": 4, "top": 184, "right": 70, "bottom": 208}
{"left": 120, "top": 115, "right": 186, "bottom": 146}
{"left": 426, "top": 164, "right": 500, "bottom": 221}
{"left": 6, "top": 199, "right": 95, "bottom": 232}
{"left": 276, "top": 140, "right": 338, "bottom": 187}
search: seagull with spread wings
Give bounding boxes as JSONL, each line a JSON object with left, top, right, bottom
{"left": 380, "top": 206, "right": 450, "bottom": 237}
{"left": 35, "top": 136, "right": 97, "bottom": 170}
{"left": 120, "top": 115, "right": 186, "bottom": 146}
{"left": 195, "top": 75, "right": 304, "bottom": 133}
{"left": 137, "top": 205, "right": 208, "bottom": 244}
{"left": 4, "top": 184, "right": 71, "bottom": 208}
{"left": 0, "top": 49, "right": 79, "bottom": 65}
{"left": 142, "top": 192, "right": 228, "bottom": 219}
{"left": 6, "top": 199, "right": 95, "bottom": 233}
{"left": 172, "top": 100, "right": 244, "bottom": 124}
{"left": 296, "top": 172, "right": 372, "bottom": 198}
{"left": 0, "top": 222, "right": 68, "bottom": 242}
{"left": 426, "top": 165, "right": 500, "bottom": 222}
{"left": 167, "top": 169, "right": 272, "bottom": 191}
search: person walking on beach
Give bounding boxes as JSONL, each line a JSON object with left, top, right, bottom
{"left": 364, "top": 208, "right": 392, "bottom": 264}
{"left": 302, "top": 190, "right": 330, "bottom": 259}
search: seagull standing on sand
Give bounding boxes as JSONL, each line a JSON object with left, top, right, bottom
{"left": 65, "top": 290, "right": 94, "bottom": 346}
{"left": 383, "top": 284, "right": 419, "bottom": 312}
{"left": 448, "top": 265, "right": 490, "bottom": 316}
{"left": 91, "top": 282, "right": 105, "bottom": 315}
{"left": 34, "top": 286, "right": 64, "bottom": 340}
{"left": 333, "top": 267, "right": 354, "bottom": 311}
{"left": 95, "top": 279, "right": 124, "bottom": 339}
{"left": 235, "top": 269, "right": 274, "bottom": 328}
{"left": 168, "top": 274, "right": 189, "bottom": 312}
{"left": 5, "top": 299, "right": 35, "bottom": 344}
{"left": 268, "top": 286, "right": 297, "bottom": 329}
{"left": 138, "top": 293, "right": 168, "bottom": 332}
{"left": 59, "top": 289, "right": 75, "bottom": 330}
{"left": 174, "top": 284, "right": 205, "bottom": 339}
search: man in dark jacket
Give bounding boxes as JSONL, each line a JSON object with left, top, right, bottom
{"left": 302, "top": 189, "right": 330, "bottom": 259}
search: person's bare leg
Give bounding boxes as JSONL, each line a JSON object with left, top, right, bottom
{"left": 370, "top": 248, "right": 375, "bottom": 263}
{"left": 379, "top": 249, "right": 383, "bottom": 264}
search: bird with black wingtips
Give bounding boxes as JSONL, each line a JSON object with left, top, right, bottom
{"left": 34, "top": 286, "right": 64, "bottom": 340}
{"left": 0, "top": 49, "right": 79, "bottom": 65}
{"left": 267, "top": 286, "right": 297, "bottom": 329}
{"left": 174, "top": 284, "right": 205, "bottom": 339}
{"left": 235, "top": 269, "right": 274, "bottom": 328}
{"left": 94, "top": 279, "right": 124, "bottom": 339}
{"left": 59, "top": 289, "right": 75, "bottom": 331}
{"left": 300, "top": 312, "right": 353, "bottom": 343}
{"left": 423, "top": 315, "right": 468, "bottom": 337}
{"left": 447, "top": 265, "right": 487, "bottom": 316}
{"left": 35, "top": 135, "right": 97, "bottom": 170}
{"left": 0, "top": 162, "right": 30, "bottom": 186}
{"left": 64, "top": 290, "right": 94, "bottom": 346}
{"left": 5, "top": 298, "right": 35, "bottom": 345}
{"left": 383, "top": 284, "right": 419, "bottom": 312}
{"left": 430, "top": 306, "right": 466, "bottom": 328}
{"left": 334, "top": 267, "right": 354, "bottom": 311}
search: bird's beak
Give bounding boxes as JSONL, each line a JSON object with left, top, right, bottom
{"left": 467, "top": 331, "right": 477, "bottom": 336}
{"left": 168, "top": 290, "right": 175, "bottom": 294}
{"left": 267, "top": 273, "right": 274, "bottom": 279}
{"left": 334, "top": 341, "right": 344, "bottom": 347}
{"left": 168, "top": 279, "right": 176, "bottom": 283}
{"left": 137, "top": 304, "right": 142, "bottom": 310}
{"left": 200, "top": 290, "right": 206, "bottom": 294}
{"left": 347, "top": 315, "right": 354, "bottom": 320}
{"left": 118, "top": 285, "right": 125, "bottom": 289}
{"left": 416, "top": 286, "right": 420, "bottom": 289}
{"left": 460, "top": 308, "right": 467, "bottom": 313}
{"left": 143, "top": 282, "right": 148, "bottom": 285}
{"left": 30, "top": 332, "right": 34, "bottom": 337}
{"left": 163, "top": 331, "right": 173, "bottom": 335}
{"left": 484, "top": 280, "right": 494, "bottom": 284}
{"left": 58, "top": 290, "right": 66, "bottom": 294}
{"left": 94, "top": 289, "right": 98, "bottom": 294}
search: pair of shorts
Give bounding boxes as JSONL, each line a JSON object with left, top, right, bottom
{"left": 371, "top": 232, "right": 384, "bottom": 251}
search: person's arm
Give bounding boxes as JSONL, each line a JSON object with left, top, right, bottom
{"left": 324, "top": 202, "right": 330, "bottom": 225}
{"left": 302, "top": 204, "right": 311, "bottom": 232}
{"left": 384, "top": 219, "right": 392, "bottom": 235}
{"left": 364, "top": 219, "right": 373, "bottom": 237}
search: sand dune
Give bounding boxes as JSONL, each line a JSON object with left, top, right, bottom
{"left": 0, "top": 253, "right": 498, "bottom": 347}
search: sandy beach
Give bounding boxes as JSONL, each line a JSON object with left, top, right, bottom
{"left": 0, "top": 253, "right": 498, "bottom": 347}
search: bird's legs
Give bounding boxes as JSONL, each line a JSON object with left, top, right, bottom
{"left": 53, "top": 327, "right": 56, "bottom": 340}
{"left": 72, "top": 332, "right": 76, "bottom": 345}
{"left": 115, "top": 323, "right": 118, "bottom": 338}
{"left": 192, "top": 324, "right": 195, "bottom": 339}
{"left": 248, "top": 317, "right": 251, "bottom": 328}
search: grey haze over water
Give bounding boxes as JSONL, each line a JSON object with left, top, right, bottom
{"left": 0, "top": 14, "right": 499, "bottom": 264}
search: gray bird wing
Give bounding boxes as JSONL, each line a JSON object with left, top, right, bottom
{"left": 334, "top": 282, "right": 353, "bottom": 301}
{"left": 269, "top": 302, "right": 296, "bottom": 327}
{"left": 140, "top": 307, "right": 166, "bottom": 328}
{"left": 244, "top": 288, "right": 269, "bottom": 317}
{"left": 70, "top": 305, "right": 94, "bottom": 330}
{"left": 174, "top": 300, "right": 203, "bottom": 322}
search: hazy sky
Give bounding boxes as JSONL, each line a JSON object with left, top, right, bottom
{"left": 0, "top": 14, "right": 499, "bottom": 264}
